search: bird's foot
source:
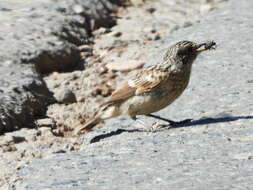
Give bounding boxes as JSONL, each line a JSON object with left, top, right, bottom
{"left": 133, "top": 120, "right": 163, "bottom": 133}
{"left": 148, "top": 122, "right": 167, "bottom": 132}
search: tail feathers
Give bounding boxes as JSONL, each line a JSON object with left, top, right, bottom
{"left": 74, "top": 104, "right": 118, "bottom": 135}
{"left": 74, "top": 117, "right": 102, "bottom": 135}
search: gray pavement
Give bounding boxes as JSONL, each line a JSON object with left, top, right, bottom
{"left": 9, "top": 0, "right": 253, "bottom": 189}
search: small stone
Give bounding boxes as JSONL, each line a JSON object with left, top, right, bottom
{"left": 106, "top": 60, "right": 145, "bottom": 72}
{"left": 54, "top": 89, "right": 76, "bottom": 103}
{"left": 153, "top": 34, "right": 161, "bottom": 41}
{"left": 130, "top": 0, "right": 144, "bottom": 6}
{"left": 52, "top": 129, "right": 64, "bottom": 137}
{"left": 78, "top": 45, "right": 92, "bottom": 52}
{"left": 2, "top": 145, "right": 17, "bottom": 152}
{"left": 111, "top": 31, "right": 122, "bottom": 37}
{"left": 200, "top": 4, "right": 213, "bottom": 13}
{"left": 72, "top": 4, "right": 84, "bottom": 14}
{"left": 96, "top": 65, "right": 108, "bottom": 75}
{"left": 92, "top": 83, "right": 113, "bottom": 97}
{"left": 146, "top": 7, "right": 156, "bottom": 14}
{"left": 106, "top": 71, "right": 117, "bottom": 79}
{"left": 64, "top": 144, "right": 75, "bottom": 151}
{"left": 39, "top": 127, "right": 53, "bottom": 137}
{"left": 182, "top": 21, "right": 193, "bottom": 28}
{"left": 51, "top": 148, "right": 66, "bottom": 154}
{"left": 93, "top": 27, "right": 111, "bottom": 36}
{"left": 77, "top": 96, "right": 85, "bottom": 102}
{"left": 150, "top": 29, "right": 156, "bottom": 33}
{"left": 36, "top": 118, "right": 56, "bottom": 128}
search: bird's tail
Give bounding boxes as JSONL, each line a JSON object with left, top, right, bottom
{"left": 74, "top": 104, "right": 118, "bottom": 135}
{"left": 74, "top": 116, "right": 102, "bottom": 135}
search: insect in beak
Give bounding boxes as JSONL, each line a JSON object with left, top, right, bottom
{"left": 196, "top": 41, "right": 216, "bottom": 53}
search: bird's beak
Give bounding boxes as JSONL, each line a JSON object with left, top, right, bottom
{"left": 196, "top": 41, "right": 216, "bottom": 53}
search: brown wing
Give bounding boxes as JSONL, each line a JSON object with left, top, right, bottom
{"left": 104, "top": 66, "right": 169, "bottom": 105}
{"left": 108, "top": 81, "right": 136, "bottom": 104}
{"left": 129, "top": 67, "right": 169, "bottom": 95}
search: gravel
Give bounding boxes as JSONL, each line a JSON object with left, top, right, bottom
{"left": 0, "top": 0, "right": 123, "bottom": 133}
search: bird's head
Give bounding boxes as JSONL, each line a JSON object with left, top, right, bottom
{"left": 164, "top": 40, "right": 216, "bottom": 66}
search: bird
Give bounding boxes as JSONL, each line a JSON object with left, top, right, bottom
{"left": 75, "top": 40, "right": 216, "bottom": 135}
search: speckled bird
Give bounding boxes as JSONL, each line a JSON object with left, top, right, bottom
{"left": 75, "top": 40, "right": 216, "bottom": 135}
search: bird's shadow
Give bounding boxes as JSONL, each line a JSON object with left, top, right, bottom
{"left": 90, "top": 115, "right": 253, "bottom": 143}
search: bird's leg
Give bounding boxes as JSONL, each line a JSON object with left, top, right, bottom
{"left": 131, "top": 116, "right": 163, "bottom": 132}
{"left": 145, "top": 114, "right": 192, "bottom": 127}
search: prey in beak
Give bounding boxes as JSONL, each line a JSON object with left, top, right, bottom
{"left": 196, "top": 41, "right": 216, "bottom": 53}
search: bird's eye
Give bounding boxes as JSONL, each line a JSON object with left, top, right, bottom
{"left": 185, "top": 46, "right": 193, "bottom": 52}
{"left": 178, "top": 46, "right": 192, "bottom": 55}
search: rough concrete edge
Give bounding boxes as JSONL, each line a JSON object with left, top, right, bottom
{"left": 0, "top": 0, "right": 126, "bottom": 134}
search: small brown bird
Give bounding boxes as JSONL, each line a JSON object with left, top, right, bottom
{"left": 75, "top": 40, "right": 216, "bottom": 135}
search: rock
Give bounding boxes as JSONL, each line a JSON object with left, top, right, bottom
{"left": 146, "top": 7, "right": 156, "bottom": 14}
{"left": 39, "top": 127, "right": 53, "bottom": 137}
{"left": 78, "top": 45, "right": 92, "bottom": 52}
{"left": 51, "top": 148, "right": 66, "bottom": 154}
{"left": 52, "top": 129, "right": 64, "bottom": 137}
{"left": 54, "top": 89, "right": 76, "bottom": 103}
{"left": 130, "top": 0, "right": 145, "bottom": 6}
{"left": 96, "top": 65, "right": 108, "bottom": 75}
{"left": 2, "top": 145, "right": 17, "bottom": 153}
{"left": 92, "top": 83, "right": 113, "bottom": 97}
{"left": 200, "top": 4, "right": 213, "bottom": 13}
{"left": 106, "top": 60, "right": 145, "bottom": 72}
{"left": 76, "top": 96, "right": 85, "bottom": 102}
{"left": 72, "top": 4, "right": 84, "bottom": 14}
{"left": 36, "top": 118, "right": 56, "bottom": 128}
{"left": 93, "top": 27, "right": 111, "bottom": 36}
{"left": 0, "top": 0, "right": 125, "bottom": 134}
{"left": 111, "top": 31, "right": 122, "bottom": 37}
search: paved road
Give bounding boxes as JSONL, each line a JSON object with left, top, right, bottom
{"left": 9, "top": 0, "right": 253, "bottom": 189}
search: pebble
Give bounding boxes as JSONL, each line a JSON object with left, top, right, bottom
{"left": 54, "top": 89, "right": 77, "bottom": 103}
{"left": 96, "top": 65, "right": 108, "bottom": 75}
{"left": 78, "top": 45, "right": 92, "bottom": 52}
{"left": 76, "top": 96, "right": 85, "bottom": 102}
{"left": 93, "top": 27, "right": 111, "bottom": 36}
{"left": 39, "top": 127, "right": 53, "bottom": 137}
{"left": 36, "top": 118, "right": 56, "bottom": 128}
{"left": 146, "top": 7, "right": 156, "bottom": 14}
{"left": 72, "top": 4, "right": 84, "bottom": 14}
{"left": 200, "top": 4, "right": 213, "bottom": 13}
{"left": 111, "top": 31, "right": 122, "bottom": 37}
{"left": 130, "top": 0, "right": 145, "bottom": 6}
{"left": 2, "top": 145, "right": 17, "bottom": 152}
{"left": 52, "top": 129, "right": 64, "bottom": 137}
{"left": 106, "top": 60, "right": 145, "bottom": 72}
{"left": 92, "top": 83, "right": 113, "bottom": 97}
